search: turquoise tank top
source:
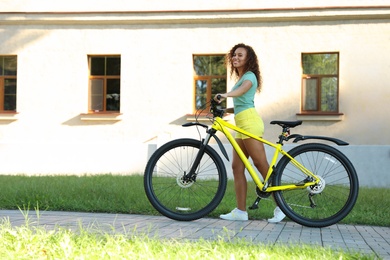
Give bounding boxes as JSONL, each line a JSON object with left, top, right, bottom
{"left": 232, "top": 71, "right": 257, "bottom": 115}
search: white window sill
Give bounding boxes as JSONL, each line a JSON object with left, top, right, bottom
{"left": 186, "top": 113, "right": 233, "bottom": 122}
{"left": 296, "top": 113, "right": 344, "bottom": 121}
{"left": 186, "top": 116, "right": 213, "bottom": 122}
{"left": 0, "top": 113, "right": 18, "bottom": 121}
{"left": 80, "top": 113, "right": 122, "bottom": 121}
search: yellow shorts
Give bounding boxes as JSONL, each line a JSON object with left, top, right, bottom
{"left": 234, "top": 108, "right": 264, "bottom": 139}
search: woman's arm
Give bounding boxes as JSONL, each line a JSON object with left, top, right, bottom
{"left": 214, "top": 80, "right": 252, "bottom": 101}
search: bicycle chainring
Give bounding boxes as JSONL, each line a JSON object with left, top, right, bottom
{"left": 255, "top": 187, "right": 271, "bottom": 198}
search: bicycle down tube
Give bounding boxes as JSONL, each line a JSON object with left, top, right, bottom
{"left": 211, "top": 116, "right": 320, "bottom": 191}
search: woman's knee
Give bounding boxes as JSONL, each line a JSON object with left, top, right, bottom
{"left": 253, "top": 160, "right": 268, "bottom": 171}
{"left": 232, "top": 162, "right": 245, "bottom": 175}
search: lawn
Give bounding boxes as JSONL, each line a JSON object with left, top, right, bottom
{"left": 0, "top": 174, "right": 383, "bottom": 259}
{"left": 0, "top": 174, "right": 388, "bottom": 227}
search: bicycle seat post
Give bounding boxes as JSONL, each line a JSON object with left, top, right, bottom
{"left": 277, "top": 126, "right": 290, "bottom": 145}
{"left": 270, "top": 121, "right": 302, "bottom": 145}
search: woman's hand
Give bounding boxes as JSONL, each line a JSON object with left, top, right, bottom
{"left": 214, "top": 93, "right": 227, "bottom": 103}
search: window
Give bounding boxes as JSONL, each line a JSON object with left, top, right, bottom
{"left": 193, "top": 55, "right": 226, "bottom": 112}
{"left": 0, "top": 56, "right": 17, "bottom": 112}
{"left": 88, "top": 56, "right": 120, "bottom": 113}
{"left": 301, "top": 53, "right": 339, "bottom": 113}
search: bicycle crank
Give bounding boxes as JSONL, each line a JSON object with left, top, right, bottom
{"left": 249, "top": 187, "right": 272, "bottom": 210}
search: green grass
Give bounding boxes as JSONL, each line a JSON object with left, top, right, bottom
{"left": 0, "top": 174, "right": 389, "bottom": 227}
{"left": 0, "top": 174, "right": 153, "bottom": 214}
{"left": 0, "top": 219, "right": 375, "bottom": 259}
{"left": 0, "top": 174, "right": 383, "bottom": 259}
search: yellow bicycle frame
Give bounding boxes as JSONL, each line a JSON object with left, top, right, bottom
{"left": 210, "top": 116, "right": 320, "bottom": 192}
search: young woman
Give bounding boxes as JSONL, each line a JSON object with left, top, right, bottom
{"left": 214, "top": 43, "right": 285, "bottom": 222}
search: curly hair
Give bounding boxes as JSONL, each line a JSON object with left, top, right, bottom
{"left": 226, "top": 43, "right": 262, "bottom": 92}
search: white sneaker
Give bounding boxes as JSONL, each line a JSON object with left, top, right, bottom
{"left": 220, "top": 208, "right": 248, "bottom": 221}
{"left": 267, "top": 206, "right": 286, "bottom": 223}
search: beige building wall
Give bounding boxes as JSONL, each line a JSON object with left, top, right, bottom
{"left": 0, "top": 0, "right": 389, "bottom": 186}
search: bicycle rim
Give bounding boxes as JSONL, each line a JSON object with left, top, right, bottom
{"left": 273, "top": 143, "right": 359, "bottom": 228}
{"left": 144, "top": 138, "right": 227, "bottom": 221}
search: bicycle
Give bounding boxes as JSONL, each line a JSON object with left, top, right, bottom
{"left": 144, "top": 97, "right": 359, "bottom": 228}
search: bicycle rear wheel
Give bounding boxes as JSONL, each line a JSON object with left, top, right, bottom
{"left": 273, "top": 143, "right": 359, "bottom": 228}
{"left": 144, "top": 138, "right": 227, "bottom": 221}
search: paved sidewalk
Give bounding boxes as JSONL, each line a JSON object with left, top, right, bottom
{"left": 0, "top": 210, "right": 389, "bottom": 259}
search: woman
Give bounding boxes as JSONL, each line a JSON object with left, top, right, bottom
{"left": 214, "top": 43, "right": 285, "bottom": 222}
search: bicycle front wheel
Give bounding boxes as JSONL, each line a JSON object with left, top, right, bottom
{"left": 144, "top": 138, "right": 227, "bottom": 221}
{"left": 273, "top": 143, "right": 359, "bottom": 228}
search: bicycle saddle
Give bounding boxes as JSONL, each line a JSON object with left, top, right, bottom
{"left": 270, "top": 120, "right": 303, "bottom": 128}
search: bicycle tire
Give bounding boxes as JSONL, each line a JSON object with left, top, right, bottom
{"left": 144, "top": 138, "right": 227, "bottom": 221}
{"left": 273, "top": 143, "right": 359, "bottom": 228}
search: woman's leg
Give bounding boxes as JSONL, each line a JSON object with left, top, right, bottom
{"left": 219, "top": 138, "right": 250, "bottom": 220}
{"left": 231, "top": 138, "right": 249, "bottom": 211}
{"left": 243, "top": 138, "right": 286, "bottom": 222}
{"left": 242, "top": 138, "right": 269, "bottom": 179}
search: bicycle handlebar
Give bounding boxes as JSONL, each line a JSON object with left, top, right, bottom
{"left": 210, "top": 97, "right": 225, "bottom": 118}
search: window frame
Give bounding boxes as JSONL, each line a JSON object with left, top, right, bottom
{"left": 0, "top": 55, "right": 17, "bottom": 113}
{"left": 300, "top": 52, "right": 340, "bottom": 115}
{"left": 88, "top": 55, "right": 121, "bottom": 114}
{"left": 193, "top": 54, "right": 227, "bottom": 114}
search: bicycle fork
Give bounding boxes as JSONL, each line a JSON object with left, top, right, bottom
{"left": 183, "top": 132, "right": 214, "bottom": 182}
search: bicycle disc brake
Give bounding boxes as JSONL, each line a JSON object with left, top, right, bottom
{"left": 307, "top": 176, "right": 326, "bottom": 194}
{"left": 177, "top": 171, "right": 195, "bottom": 188}
{"left": 306, "top": 176, "right": 326, "bottom": 208}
